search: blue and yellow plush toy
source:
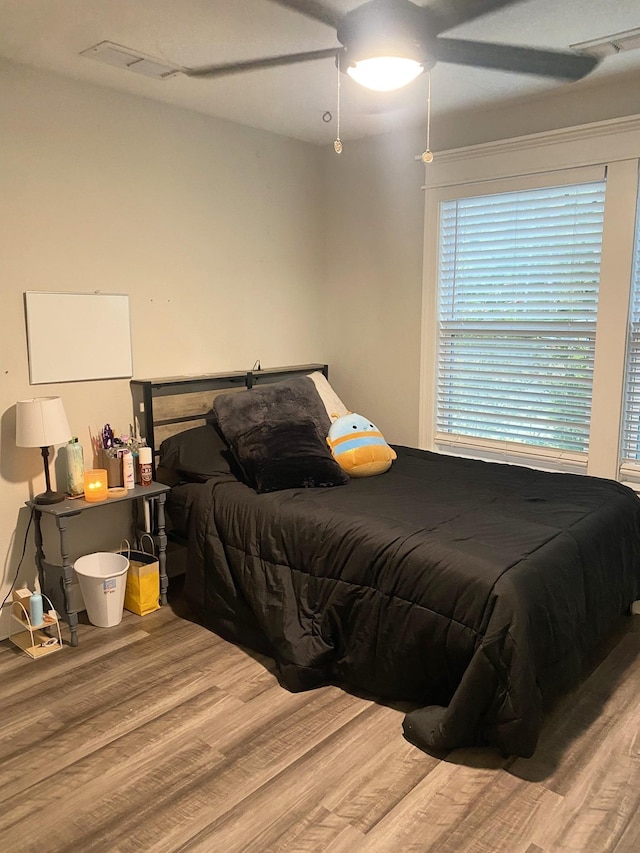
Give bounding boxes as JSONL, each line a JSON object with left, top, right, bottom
{"left": 326, "top": 413, "right": 397, "bottom": 477}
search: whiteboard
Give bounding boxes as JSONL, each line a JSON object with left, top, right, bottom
{"left": 25, "top": 291, "right": 133, "bottom": 384}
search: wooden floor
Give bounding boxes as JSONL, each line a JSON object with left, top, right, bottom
{"left": 1, "top": 588, "right": 640, "bottom": 853}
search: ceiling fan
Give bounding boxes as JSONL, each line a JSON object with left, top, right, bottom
{"left": 183, "top": 0, "right": 600, "bottom": 92}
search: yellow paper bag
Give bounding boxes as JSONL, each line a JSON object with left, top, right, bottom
{"left": 119, "top": 535, "right": 160, "bottom": 617}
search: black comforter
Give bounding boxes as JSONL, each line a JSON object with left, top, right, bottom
{"left": 180, "top": 446, "right": 640, "bottom": 757}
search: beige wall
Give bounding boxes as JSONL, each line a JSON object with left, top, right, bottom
{"left": 320, "top": 72, "right": 640, "bottom": 447}
{"left": 319, "top": 131, "right": 426, "bottom": 445}
{"left": 0, "top": 60, "right": 326, "bottom": 636}
{"left": 431, "top": 68, "right": 640, "bottom": 151}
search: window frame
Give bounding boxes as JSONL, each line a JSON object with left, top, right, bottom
{"left": 618, "top": 168, "right": 640, "bottom": 485}
{"left": 420, "top": 151, "right": 639, "bottom": 478}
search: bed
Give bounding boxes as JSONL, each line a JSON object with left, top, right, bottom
{"left": 132, "top": 365, "right": 640, "bottom": 758}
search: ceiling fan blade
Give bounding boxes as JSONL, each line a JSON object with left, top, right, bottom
{"left": 425, "top": 0, "right": 528, "bottom": 36}
{"left": 266, "top": 0, "right": 342, "bottom": 29}
{"left": 183, "top": 47, "right": 340, "bottom": 79}
{"left": 436, "top": 37, "right": 600, "bottom": 79}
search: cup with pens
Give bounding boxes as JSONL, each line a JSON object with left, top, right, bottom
{"left": 98, "top": 424, "right": 147, "bottom": 488}
{"left": 100, "top": 425, "right": 124, "bottom": 488}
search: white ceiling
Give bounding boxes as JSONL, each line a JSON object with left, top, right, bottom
{"left": 1, "top": 0, "right": 639, "bottom": 145}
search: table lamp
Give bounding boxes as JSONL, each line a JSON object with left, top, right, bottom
{"left": 16, "top": 396, "right": 72, "bottom": 504}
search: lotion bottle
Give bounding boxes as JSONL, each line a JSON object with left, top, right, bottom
{"left": 29, "top": 591, "right": 43, "bottom": 627}
{"left": 67, "top": 437, "right": 85, "bottom": 497}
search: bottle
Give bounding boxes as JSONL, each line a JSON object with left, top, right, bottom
{"left": 29, "top": 592, "right": 43, "bottom": 627}
{"left": 122, "top": 449, "right": 135, "bottom": 490}
{"left": 138, "top": 446, "right": 153, "bottom": 487}
{"left": 67, "top": 437, "right": 85, "bottom": 497}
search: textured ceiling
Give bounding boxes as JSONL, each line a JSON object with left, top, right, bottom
{"left": 1, "top": 0, "right": 639, "bottom": 144}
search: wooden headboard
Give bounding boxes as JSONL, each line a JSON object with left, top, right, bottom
{"left": 130, "top": 363, "right": 329, "bottom": 466}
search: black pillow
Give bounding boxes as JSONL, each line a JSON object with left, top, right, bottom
{"left": 212, "top": 376, "right": 348, "bottom": 493}
{"left": 232, "top": 418, "right": 349, "bottom": 493}
{"left": 158, "top": 424, "right": 233, "bottom": 483}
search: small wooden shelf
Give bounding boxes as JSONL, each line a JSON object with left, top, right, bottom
{"left": 10, "top": 594, "right": 63, "bottom": 660}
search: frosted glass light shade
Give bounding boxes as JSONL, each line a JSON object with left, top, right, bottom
{"left": 346, "top": 56, "right": 424, "bottom": 91}
{"left": 16, "top": 397, "right": 72, "bottom": 448}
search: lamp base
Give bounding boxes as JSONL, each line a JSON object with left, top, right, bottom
{"left": 34, "top": 489, "right": 67, "bottom": 505}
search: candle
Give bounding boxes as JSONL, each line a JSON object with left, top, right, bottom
{"left": 83, "top": 468, "right": 108, "bottom": 502}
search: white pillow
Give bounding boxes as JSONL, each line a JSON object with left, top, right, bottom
{"left": 308, "top": 372, "right": 349, "bottom": 421}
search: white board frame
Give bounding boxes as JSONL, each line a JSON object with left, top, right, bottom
{"left": 25, "top": 291, "right": 133, "bottom": 384}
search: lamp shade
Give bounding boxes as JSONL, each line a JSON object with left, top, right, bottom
{"left": 16, "top": 397, "right": 72, "bottom": 448}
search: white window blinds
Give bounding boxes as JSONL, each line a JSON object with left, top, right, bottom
{"left": 436, "top": 181, "right": 606, "bottom": 454}
{"left": 620, "top": 186, "right": 640, "bottom": 468}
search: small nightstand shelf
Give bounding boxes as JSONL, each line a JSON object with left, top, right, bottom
{"left": 27, "top": 481, "right": 170, "bottom": 647}
{"left": 10, "top": 595, "right": 63, "bottom": 660}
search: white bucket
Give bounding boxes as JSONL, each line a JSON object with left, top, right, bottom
{"left": 74, "top": 552, "right": 129, "bottom": 628}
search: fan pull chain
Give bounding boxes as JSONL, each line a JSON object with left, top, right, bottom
{"left": 334, "top": 53, "right": 343, "bottom": 154}
{"left": 421, "top": 72, "right": 433, "bottom": 164}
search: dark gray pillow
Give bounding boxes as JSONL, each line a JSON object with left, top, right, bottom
{"left": 158, "top": 424, "right": 233, "bottom": 483}
{"left": 214, "top": 375, "right": 330, "bottom": 438}
{"left": 212, "top": 376, "right": 348, "bottom": 493}
{"left": 232, "top": 418, "right": 349, "bottom": 493}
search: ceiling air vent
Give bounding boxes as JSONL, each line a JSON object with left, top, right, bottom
{"left": 571, "top": 27, "right": 640, "bottom": 59}
{"left": 80, "top": 41, "right": 179, "bottom": 79}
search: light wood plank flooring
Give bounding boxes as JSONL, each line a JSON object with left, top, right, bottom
{"left": 1, "top": 586, "right": 639, "bottom": 853}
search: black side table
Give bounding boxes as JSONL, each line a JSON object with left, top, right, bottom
{"left": 27, "top": 482, "right": 170, "bottom": 647}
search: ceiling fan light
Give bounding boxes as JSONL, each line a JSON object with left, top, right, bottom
{"left": 346, "top": 56, "right": 424, "bottom": 91}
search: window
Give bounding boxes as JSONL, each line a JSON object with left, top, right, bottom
{"left": 435, "top": 180, "right": 606, "bottom": 459}
{"left": 422, "top": 128, "right": 640, "bottom": 480}
{"left": 620, "top": 184, "right": 640, "bottom": 471}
